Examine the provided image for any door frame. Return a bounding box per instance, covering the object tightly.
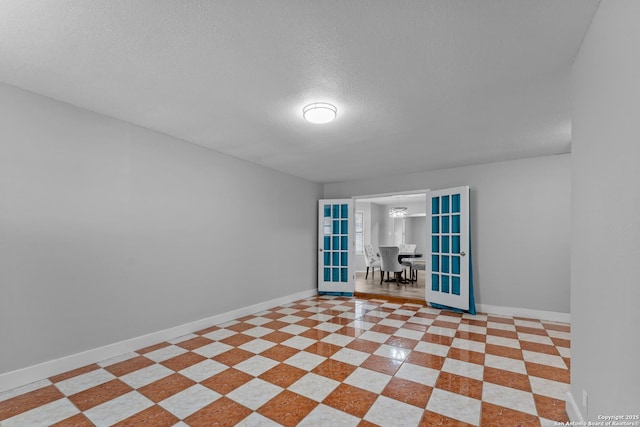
[351,189,430,295]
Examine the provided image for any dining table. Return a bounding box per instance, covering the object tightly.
[398,252,423,264]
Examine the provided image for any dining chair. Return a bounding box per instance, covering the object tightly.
[408,258,426,284]
[364,244,381,280]
[398,243,417,254]
[379,246,406,286]
[399,243,417,281]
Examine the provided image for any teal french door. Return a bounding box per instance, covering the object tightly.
[426,186,470,310]
[318,199,355,295]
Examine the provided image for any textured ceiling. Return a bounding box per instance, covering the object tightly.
[0,0,600,183]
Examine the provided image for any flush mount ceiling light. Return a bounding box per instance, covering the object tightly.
[303,102,337,124]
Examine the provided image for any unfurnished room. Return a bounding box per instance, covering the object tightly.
[0,1,638,426]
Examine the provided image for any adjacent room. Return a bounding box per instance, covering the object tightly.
[1,1,638,425]
[353,193,427,300]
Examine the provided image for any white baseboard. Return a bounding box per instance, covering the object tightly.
[566,391,584,422]
[0,291,570,394]
[477,303,570,323]
[0,288,317,394]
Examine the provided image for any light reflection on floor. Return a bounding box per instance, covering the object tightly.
[355,271,426,301]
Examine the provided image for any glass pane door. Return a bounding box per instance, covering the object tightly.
[318,199,354,295]
[426,187,469,310]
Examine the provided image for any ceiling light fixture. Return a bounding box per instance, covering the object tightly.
[389,196,408,218]
[303,102,337,124]
[389,207,408,218]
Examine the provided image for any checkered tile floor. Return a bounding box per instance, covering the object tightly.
[0,295,571,426]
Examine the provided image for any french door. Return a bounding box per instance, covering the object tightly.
[318,199,355,295]
[426,186,470,310]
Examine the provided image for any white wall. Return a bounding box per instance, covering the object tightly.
[370,204,384,248]
[0,83,323,376]
[368,203,384,271]
[355,201,388,272]
[405,217,427,256]
[380,217,399,246]
[375,200,426,248]
[325,154,571,313]
[570,0,640,419]
[354,201,371,271]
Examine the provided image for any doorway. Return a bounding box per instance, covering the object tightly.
[353,191,428,301]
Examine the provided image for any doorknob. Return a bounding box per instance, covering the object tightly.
[319,248,323,252]
[460,251,466,257]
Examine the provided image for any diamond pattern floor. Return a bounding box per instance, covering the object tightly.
[0,295,571,426]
